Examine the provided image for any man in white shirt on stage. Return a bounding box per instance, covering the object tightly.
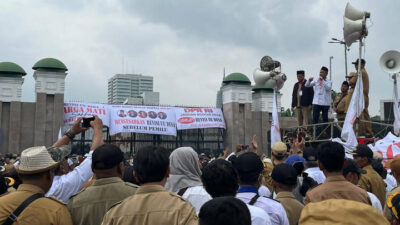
[46,115,104,203]
[305,66,332,124]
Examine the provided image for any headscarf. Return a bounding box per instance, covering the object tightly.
[165,147,203,193]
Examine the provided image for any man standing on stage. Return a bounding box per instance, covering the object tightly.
[291,70,314,127]
[305,67,332,124]
[345,59,373,137]
[333,81,349,121]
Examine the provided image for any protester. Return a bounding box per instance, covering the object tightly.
[101,145,198,225]
[0,146,73,224]
[299,199,389,225]
[374,152,397,193]
[46,116,104,203]
[333,81,349,121]
[387,192,400,225]
[305,66,332,124]
[234,152,289,225]
[345,58,373,137]
[342,159,382,213]
[302,147,325,184]
[291,70,314,127]
[271,164,304,225]
[165,146,211,214]
[352,144,386,207]
[67,144,138,225]
[201,159,272,225]
[199,196,251,225]
[262,157,274,192]
[384,157,400,221]
[271,142,288,166]
[305,142,371,204]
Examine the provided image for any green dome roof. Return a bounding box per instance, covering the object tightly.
[32,58,68,72]
[0,62,27,76]
[223,73,251,84]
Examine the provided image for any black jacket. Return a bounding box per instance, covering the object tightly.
[291,80,314,107]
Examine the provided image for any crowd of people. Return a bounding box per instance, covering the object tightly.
[0,115,400,225]
[291,58,373,137]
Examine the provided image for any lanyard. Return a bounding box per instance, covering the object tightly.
[237,186,259,194]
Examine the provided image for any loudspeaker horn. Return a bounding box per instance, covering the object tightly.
[343,17,364,38]
[380,50,400,74]
[344,3,370,21]
[253,68,273,87]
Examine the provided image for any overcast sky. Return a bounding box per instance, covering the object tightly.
[1,0,399,116]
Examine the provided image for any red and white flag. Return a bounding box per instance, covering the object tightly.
[333,71,364,152]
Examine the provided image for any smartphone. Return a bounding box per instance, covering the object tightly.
[82,117,95,128]
[242,145,248,150]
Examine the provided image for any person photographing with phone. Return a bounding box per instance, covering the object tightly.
[46,115,104,202]
[305,67,332,124]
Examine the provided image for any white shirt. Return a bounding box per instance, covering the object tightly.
[182,186,212,215]
[247,204,272,225]
[385,174,397,193]
[258,185,272,198]
[46,151,94,203]
[368,192,383,213]
[305,78,332,106]
[304,167,326,184]
[236,192,289,225]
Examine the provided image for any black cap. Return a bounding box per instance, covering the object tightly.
[297,70,305,75]
[343,159,366,175]
[271,163,297,186]
[351,145,373,159]
[321,66,328,72]
[303,147,318,162]
[352,58,366,65]
[92,144,124,170]
[233,152,263,175]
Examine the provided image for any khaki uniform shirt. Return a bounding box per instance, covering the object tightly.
[67,177,138,225]
[305,175,371,205]
[0,184,73,225]
[333,92,348,120]
[275,191,304,225]
[384,186,400,222]
[101,185,197,225]
[358,165,386,207]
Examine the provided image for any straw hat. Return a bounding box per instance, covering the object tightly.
[16,146,58,174]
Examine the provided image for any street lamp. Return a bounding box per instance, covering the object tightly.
[328,38,349,78]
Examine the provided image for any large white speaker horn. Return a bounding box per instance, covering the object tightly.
[380,50,400,74]
[253,68,273,87]
[343,17,364,38]
[344,3,370,20]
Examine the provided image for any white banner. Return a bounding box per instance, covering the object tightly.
[175,107,226,130]
[63,102,110,127]
[109,105,177,136]
[271,89,281,147]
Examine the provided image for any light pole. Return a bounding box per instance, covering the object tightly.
[329,56,333,80]
[328,38,349,78]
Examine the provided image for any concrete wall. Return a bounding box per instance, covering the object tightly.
[0,93,63,153]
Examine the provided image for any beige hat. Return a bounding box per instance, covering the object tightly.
[16,146,58,175]
[272,142,287,156]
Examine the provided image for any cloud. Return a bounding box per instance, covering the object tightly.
[0,0,398,117]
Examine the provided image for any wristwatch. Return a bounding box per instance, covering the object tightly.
[64,129,76,140]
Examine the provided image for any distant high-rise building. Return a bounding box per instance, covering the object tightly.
[108,74,153,104]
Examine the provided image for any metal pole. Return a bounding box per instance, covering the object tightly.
[329,56,333,80]
[344,44,348,77]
